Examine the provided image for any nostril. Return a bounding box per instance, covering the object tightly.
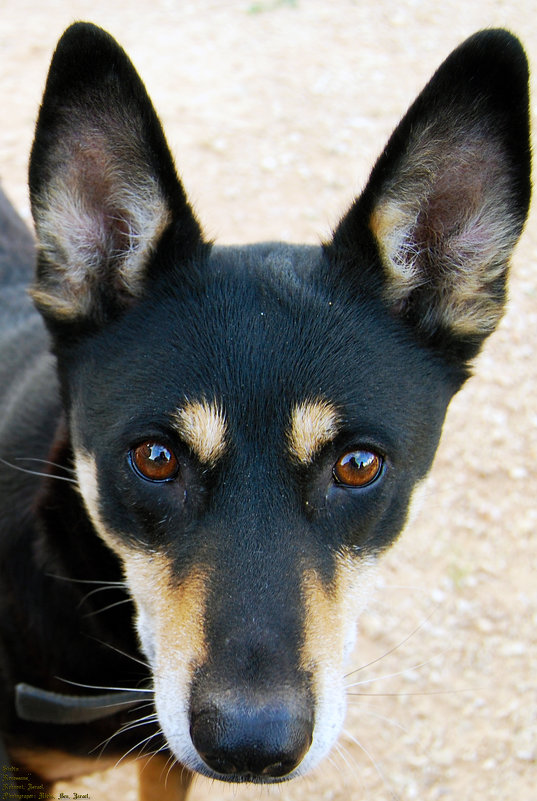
[199,755,238,776]
[260,759,299,778]
[190,702,312,780]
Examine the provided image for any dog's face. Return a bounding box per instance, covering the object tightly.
[29,24,530,782]
[67,243,455,777]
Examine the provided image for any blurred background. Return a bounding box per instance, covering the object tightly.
[1,2,535,799]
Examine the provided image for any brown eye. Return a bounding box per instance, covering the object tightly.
[131,442,179,482]
[333,449,383,488]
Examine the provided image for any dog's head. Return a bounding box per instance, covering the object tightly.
[29,24,530,782]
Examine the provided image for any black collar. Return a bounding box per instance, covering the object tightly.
[15,682,149,724]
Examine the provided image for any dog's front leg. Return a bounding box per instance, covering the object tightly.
[137,756,194,801]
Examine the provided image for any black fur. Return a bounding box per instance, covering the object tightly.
[0,22,531,792]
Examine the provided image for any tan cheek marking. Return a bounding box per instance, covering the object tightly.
[300,569,342,677]
[74,449,98,512]
[403,476,429,531]
[74,449,125,554]
[74,449,208,675]
[288,400,340,464]
[122,551,208,686]
[172,399,227,466]
[300,552,377,677]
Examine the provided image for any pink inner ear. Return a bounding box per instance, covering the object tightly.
[52,121,169,285]
[68,138,132,263]
[32,118,171,320]
[414,171,483,269]
[370,124,520,337]
[408,135,515,280]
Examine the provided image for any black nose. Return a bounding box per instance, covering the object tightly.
[190,699,313,779]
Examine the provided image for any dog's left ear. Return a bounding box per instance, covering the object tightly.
[328,29,531,361]
[29,22,205,328]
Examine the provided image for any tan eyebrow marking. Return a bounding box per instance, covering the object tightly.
[288,399,340,464]
[172,399,228,466]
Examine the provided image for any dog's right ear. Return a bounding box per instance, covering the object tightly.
[29,22,205,328]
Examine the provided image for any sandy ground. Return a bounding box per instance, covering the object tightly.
[1,1,536,800]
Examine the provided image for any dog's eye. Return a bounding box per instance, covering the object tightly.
[130,442,179,482]
[333,449,383,488]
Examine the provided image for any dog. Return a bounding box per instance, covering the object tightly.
[0,22,530,800]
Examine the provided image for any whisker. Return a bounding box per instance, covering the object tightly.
[14,457,76,474]
[77,584,129,608]
[347,686,476,698]
[0,456,76,483]
[57,677,153,694]
[325,751,339,772]
[87,636,150,670]
[119,713,158,734]
[346,649,450,690]
[164,754,178,789]
[115,729,163,768]
[345,606,439,680]
[93,711,158,755]
[46,574,126,587]
[334,741,357,777]
[83,597,133,617]
[334,740,372,793]
[127,701,157,715]
[173,758,200,794]
[80,584,128,598]
[343,729,398,801]
[95,712,159,753]
[137,746,171,781]
[346,704,409,733]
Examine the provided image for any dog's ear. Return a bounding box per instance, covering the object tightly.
[29,22,204,327]
[328,29,531,362]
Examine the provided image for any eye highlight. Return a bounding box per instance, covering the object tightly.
[333,449,383,488]
[130,442,179,483]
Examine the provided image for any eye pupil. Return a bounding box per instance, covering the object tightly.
[333,449,382,488]
[131,442,179,482]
